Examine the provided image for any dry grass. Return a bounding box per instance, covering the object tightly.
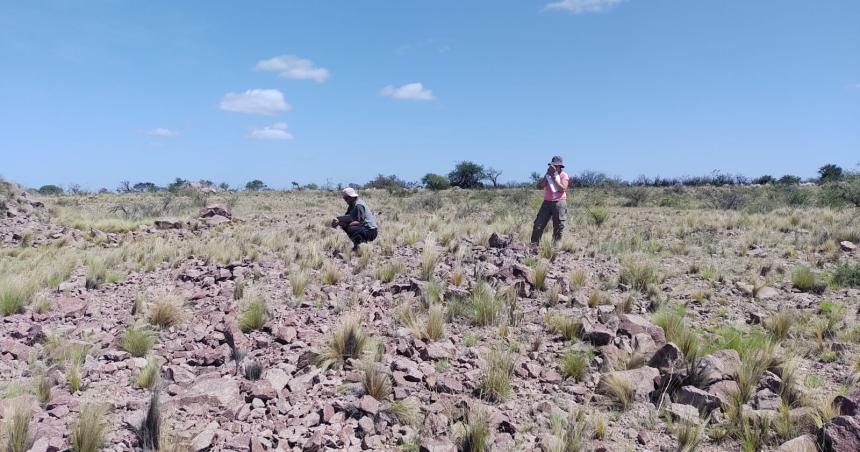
[136,357,161,389]
[137,391,160,451]
[470,282,504,327]
[288,271,309,297]
[560,350,591,382]
[458,411,491,452]
[419,246,440,281]
[425,304,445,341]
[386,397,421,426]
[534,261,548,291]
[362,362,391,400]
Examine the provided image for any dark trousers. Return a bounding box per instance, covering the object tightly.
[342,224,378,248]
[530,200,566,244]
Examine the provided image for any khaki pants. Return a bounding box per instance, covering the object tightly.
[530,200,566,244]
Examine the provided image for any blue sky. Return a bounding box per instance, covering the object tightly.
[1,0,858,190]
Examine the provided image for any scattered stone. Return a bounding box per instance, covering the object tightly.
[667,402,700,423]
[617,315,666,344]
[776,434,817,452]
[648,343,683,371]
[191,421,219,451]
[676,386,721,415]
[819,415,860,452]
[599,367,659,401]
[841,241,857,252]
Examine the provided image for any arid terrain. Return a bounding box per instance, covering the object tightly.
[1,178,859,452]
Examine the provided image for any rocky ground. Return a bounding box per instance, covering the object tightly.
[1,185,859,451]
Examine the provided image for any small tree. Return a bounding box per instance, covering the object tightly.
[776,175,801,185]
[133,182,159,193]
[485,167,503,188]
[752,175,775,185]
[67,184,85,195]
[218,182,230,191]
[364,174,407,191]
[117,180,132,193]
[167,177,188,192]
[822,172,860,207]
[291,181,300,190]
[422,173,450,191]
[37,185,64,195]
[448,161,486,189]
[818,164,844,184]
[245,180,267,192]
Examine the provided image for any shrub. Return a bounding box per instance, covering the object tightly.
[448,161,486,189]
[422,173,449,191]
[238,295,268,333]
[121,326,155,357]
[70,404,107,452]
[478,349,514,402]
[317,317,368,369]
[833,264,860,287]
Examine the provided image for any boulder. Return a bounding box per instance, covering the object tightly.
[512,263,536,286]
[708,380,740,408]
[776,434,817,452]
[199,204,232,219]
[488,233,511,249]
[753,388,781,411]
[203,215,231,227]
[834,388,860,416]
[617,315,666,344]
[647,343,683,371]
[699,349,741,383]
[819,415,860,452]
[667,402,700,423]
[599,366,659,401]
[581,321,615,346]
[420,438,457,452]
[185,377,241,408]
[154,218,184,230]
[841,241,857,252]
[676,385,722,415]
[265,368,290,392]
[191,421,219,451]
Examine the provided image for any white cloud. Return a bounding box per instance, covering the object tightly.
[380,82,435,101]
[545,0,623,13]
[254,55,330,83]
[219,89,290,115]
[145,128,178,137]
[249,122,293,140]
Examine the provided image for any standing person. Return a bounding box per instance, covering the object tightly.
[530,155,569,245]
[331,187,378,251]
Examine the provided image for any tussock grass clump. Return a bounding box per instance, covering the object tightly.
[470,282,504,327]
[137,391,160,451]
[569,269,587,290]
[288,271,309,297]
[675,420,704,452]
[136,357,161,389]
[34,375,52,407]
[70,403,107,452]
[764,311,794,342]
[587,207,609,227]
[2,405,33,452]
[560,350,591,382]
[792,266,824,293]
[534,261,548,291]
[243,361,263,380]
[419,247,440,281]
[598,373,634,410]
[148,298,183,328]
[478,349,515,403]
[322,262,341,285]
[546,314,583,341]
[587,290,609,308]
[591,414,606,440]
[375,262,403,283]
[238,294,268,333]
[425,304,445,341]
[121,326,155,357]
[458,411,491,452]
[362,362,391,400]
[619,258,658,292]
[387,397,421,426]
[317,316,368,369]
[0,278,36,316]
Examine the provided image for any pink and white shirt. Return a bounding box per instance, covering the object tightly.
[544,171,569,202]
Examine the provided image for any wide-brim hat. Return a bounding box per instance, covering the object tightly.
[342,187,359,198]
[548,155,565,168]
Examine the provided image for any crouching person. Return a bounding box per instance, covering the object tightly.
[331,187,378,251]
